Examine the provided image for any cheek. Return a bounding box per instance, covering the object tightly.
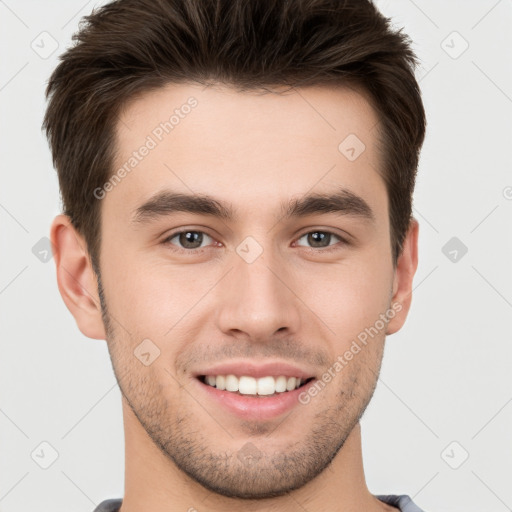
[102,255,217,337]
[101,227,393,339]
[300,257,393,336]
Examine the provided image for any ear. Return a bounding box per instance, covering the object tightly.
[50,215,107,340]
[386,218,419,335]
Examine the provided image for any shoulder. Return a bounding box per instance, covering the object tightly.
[92,499,123,512]
[376,494,428,512]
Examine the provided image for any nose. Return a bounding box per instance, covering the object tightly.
[215,244,302,343]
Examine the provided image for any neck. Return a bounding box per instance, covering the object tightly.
[119,398,389,512]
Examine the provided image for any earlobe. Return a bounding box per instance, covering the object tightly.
[386,218,419,335]
[50,214,107,340]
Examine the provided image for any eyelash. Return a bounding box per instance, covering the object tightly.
[161,229,349,254]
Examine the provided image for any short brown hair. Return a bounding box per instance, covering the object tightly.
[43,0,426,272]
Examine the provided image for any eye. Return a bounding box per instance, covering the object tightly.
[163,230,216,251]
[162,228,348,254]
[294,230,347,250]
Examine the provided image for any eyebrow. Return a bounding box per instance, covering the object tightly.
[131,188,375,225]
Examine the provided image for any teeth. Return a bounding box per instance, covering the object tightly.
[239,376,257,395]
[203,374,308,395]
[275,375,287,392]
[216,375,226,390]
[225,374,239,392]
[286,377,297,391]
[256,376,275,395]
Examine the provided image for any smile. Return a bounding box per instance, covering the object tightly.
[199,374,315,396]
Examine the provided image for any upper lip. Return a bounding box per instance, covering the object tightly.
[193,360,317,380]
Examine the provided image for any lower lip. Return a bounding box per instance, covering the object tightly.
[194,377,316,421]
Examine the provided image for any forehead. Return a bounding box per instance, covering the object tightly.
[116,81,380,152]
[108,81,386,224]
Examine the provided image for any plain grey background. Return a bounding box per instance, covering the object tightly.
[1,1,511,511]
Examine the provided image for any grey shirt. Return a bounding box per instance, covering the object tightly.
[93,494,426,511]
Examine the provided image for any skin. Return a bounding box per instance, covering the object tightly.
[51,82,418,512]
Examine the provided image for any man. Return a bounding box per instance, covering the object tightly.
[44,0,426,510]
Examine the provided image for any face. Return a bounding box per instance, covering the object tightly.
[74,83,414,498]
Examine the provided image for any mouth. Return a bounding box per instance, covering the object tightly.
[197,374,316,397]
[193,369,318,421]
[191,360,319,420]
